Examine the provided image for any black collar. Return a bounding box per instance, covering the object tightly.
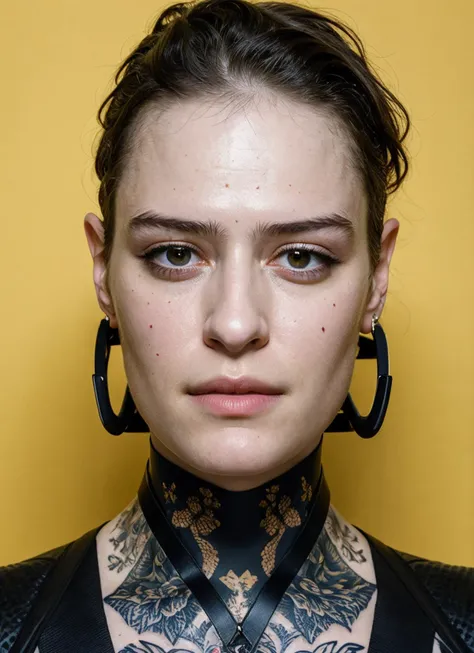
[139,440,330,651]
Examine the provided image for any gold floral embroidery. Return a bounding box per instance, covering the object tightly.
[301,476,313,503]
[171,487,221,578]
[219,569,258,621]
[162,482,177,504]
[260,485,301,576]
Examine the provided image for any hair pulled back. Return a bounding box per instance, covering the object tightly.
[95,0,410,270]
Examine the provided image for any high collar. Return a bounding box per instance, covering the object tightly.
[148,439,323,620]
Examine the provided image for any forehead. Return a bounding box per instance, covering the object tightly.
[116,95,367,234]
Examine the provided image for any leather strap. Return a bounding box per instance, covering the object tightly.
[38,526,114,653]
[10,526,102,653]
[365,532,471,653]
[138,462,330,651]
[366,532,433,653]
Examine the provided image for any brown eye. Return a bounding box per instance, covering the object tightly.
[270,244,339,283]
[286,249,312,269]
[166,246,192,266]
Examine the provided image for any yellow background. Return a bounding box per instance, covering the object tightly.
[1,0,473,566]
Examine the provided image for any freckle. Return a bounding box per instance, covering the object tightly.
[168,300,171,304]
[256,186,260,190]
[322,327,326,333]
[173,187,176,191]
[289,184,292,187]
[149,324,153,328]
[225,183,230,188]
[235,219,239,223]
[147,302,150,305]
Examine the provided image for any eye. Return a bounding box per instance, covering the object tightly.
[147,244,201,267]
[141,243,205,279]
[278,247,323,270]
[272,244,338,281]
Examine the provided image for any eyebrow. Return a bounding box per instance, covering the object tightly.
[127,210,355,242]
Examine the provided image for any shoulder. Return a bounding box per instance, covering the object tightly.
[397,549,474,650]
[0,543,66,651]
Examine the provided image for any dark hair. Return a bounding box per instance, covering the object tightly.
[95,0,410,275]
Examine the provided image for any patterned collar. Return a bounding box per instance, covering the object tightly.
[148,440,323,621]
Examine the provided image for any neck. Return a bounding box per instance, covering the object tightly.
[148,439,324,618]
[149,436,323,491]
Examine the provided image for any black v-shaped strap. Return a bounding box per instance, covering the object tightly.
[10,525,114,653]
[365,532,471,653]
[138,462,330,652]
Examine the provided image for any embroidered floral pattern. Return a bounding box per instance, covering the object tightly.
[219,569,258,621]
[301,476,313,503]
[260,485,302,575]
[171,487,221,577]
[162,482,177,504]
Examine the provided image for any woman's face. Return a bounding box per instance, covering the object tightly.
[85,95,398,489]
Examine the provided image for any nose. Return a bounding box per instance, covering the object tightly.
[202,258,270,355]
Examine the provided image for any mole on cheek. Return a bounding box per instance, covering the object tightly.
[225,183,230,188]
[149,324,153,328]
[333,303,336,307]
[156,353,160,356]
[256,186,260,190]
[321,327,326,333]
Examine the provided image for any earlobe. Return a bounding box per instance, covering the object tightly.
[361,218,399,334]
[83,212,118,328]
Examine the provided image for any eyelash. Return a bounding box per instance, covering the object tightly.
[141,242,340,282]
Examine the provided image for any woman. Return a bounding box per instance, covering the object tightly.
[1,0,472,651]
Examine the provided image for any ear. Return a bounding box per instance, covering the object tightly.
[84,212,118,329]
[361,218,399,334]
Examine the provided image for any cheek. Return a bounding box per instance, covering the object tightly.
[280,283,366,374]
[114,280,199,376]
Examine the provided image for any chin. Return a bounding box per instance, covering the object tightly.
[174,426,303,484]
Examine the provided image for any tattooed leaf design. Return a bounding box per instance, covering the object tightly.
[119,643,165,653]
[326,510,366,565]
[313,643,364,653]
[108,500,150,572]
[105,540,200,643]
[119,644,223,653]
[269,623,299,650]
[279,535,375,644]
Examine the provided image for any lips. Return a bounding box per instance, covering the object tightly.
[188,376,283,395]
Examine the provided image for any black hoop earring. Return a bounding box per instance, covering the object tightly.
[92,317,149,435]
[92,315,391,438]
[325,316,392,438]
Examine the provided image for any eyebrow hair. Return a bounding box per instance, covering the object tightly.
[127,210,355,241]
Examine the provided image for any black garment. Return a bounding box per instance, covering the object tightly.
[148,439,323,616]
[1,444,473,652]
[2,530,473,653]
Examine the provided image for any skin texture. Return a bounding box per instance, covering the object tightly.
[97,500,378,652]
[84,93,398,490]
